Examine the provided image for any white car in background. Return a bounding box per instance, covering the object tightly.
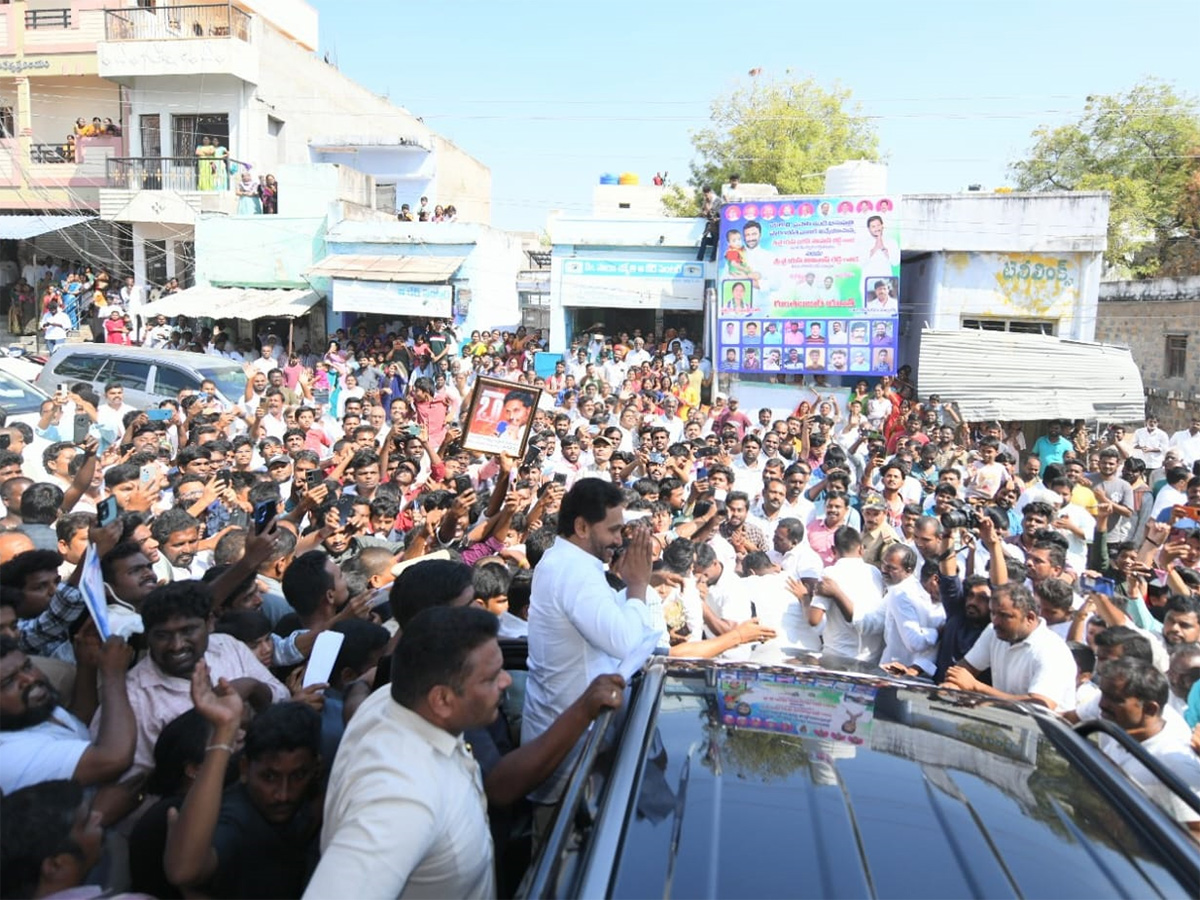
[0,347,45,383]
[0,366,51,431]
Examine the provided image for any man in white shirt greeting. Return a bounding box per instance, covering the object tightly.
[522,479,661,807]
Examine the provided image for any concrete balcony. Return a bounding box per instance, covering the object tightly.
[0,135,120,211]
[97,4,259,84]
[98,158,243,223]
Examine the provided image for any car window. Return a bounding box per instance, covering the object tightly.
[153,364,199,397]
[52,353,108,383]
[198,365,247,403]
[105,359,152,392]
[0,369,50,416]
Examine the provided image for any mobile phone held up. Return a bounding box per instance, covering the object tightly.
[96,495,119,528]
[1080,573,1116,597]
[73,414,92,444]
[252,499,277,535]
[335,496,357,529]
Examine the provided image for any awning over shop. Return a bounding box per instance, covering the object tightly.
[142,286,322,320]
[307,254,465,283]
[0,214,95,240]
[917,328,1145,422]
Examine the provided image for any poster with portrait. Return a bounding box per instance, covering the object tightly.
[460,376,543,457]
[716,196,901,376]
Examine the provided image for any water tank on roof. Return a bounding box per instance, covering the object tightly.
[599,173,619,185]
[618,172,639,185]
[824,161,888,196]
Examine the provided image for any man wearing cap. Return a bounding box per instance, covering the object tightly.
[266,454,293,491]
[860,493,901,568]
[713,396,752,441]
[580,431,614,482]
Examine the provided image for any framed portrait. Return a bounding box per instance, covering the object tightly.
[460,376,543,458]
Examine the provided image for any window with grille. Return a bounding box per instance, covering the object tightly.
[961,317,1057,335]
[1166,334,1188,378]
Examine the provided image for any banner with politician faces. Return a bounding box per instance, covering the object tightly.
[717,196,901,377]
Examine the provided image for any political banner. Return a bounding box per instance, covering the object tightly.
[716,196,900,377]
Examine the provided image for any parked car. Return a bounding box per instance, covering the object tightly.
[523,658,1200,899]
[0,346,45,383]
[0,366,52,431]
[35,345,247,410]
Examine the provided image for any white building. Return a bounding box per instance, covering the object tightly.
[91,0,488,288]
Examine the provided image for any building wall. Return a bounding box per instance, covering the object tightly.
[431,135,491,225]
[132,220,191,284]
[0,1,118,211]
[309,145,435,215]
[548,217,712,353]
[238,0,319,50]
[124,74,246,157]
[894,191,1109,383]
[899,192,1110,255]
[0,0,110,58]
[591,184,668,218]
[194,213,326,288]
[322,220,524,336]
[1095,277,1200,432]
[0,75,119,147]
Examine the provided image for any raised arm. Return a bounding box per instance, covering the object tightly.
[163,662,243,889]
[70,634,137,786]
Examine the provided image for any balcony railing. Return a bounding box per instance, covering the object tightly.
[25,8,72,29]
[32,143,73,164]
[104,4,251,43]
[106,156,247,192]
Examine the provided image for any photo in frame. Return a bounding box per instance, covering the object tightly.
[460,376,543,458]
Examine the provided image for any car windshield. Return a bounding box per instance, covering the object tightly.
[198,365,247,402]
[0,368,49,416]
[607,664,1187,899]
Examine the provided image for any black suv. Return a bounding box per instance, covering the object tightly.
[523,658,1200,898]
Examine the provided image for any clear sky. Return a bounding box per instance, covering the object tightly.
[310,0,1199,232]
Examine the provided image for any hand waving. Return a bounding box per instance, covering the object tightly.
[190,659,244,730]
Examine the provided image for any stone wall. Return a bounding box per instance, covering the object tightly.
[1095,278,1200,432]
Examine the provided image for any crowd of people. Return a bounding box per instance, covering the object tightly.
[2,257,184,346]
[0,314,1199,898]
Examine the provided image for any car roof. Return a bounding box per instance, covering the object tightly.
[576,660,1198,899]
[46,344,244,371]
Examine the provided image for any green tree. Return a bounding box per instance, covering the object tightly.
[664,75,881,216]
[1009,79,1200,276]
